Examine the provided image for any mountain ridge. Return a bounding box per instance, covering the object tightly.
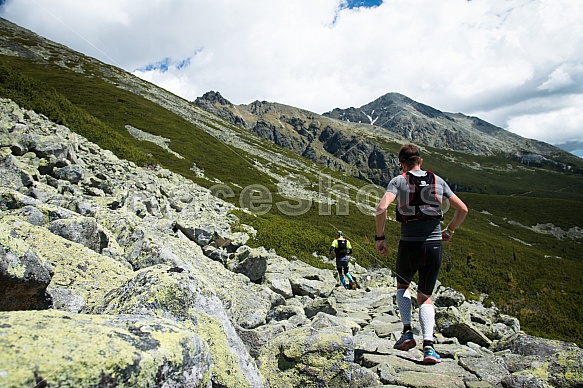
[195,90,583,191]
[198,90,579,171]
[322,91,566,158]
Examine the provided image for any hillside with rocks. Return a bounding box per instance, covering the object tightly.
[195,91,406,186]
[2,99,582,387]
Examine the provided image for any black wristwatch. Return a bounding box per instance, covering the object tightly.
[375,235,386,241]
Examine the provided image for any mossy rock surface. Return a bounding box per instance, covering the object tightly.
[0,309,211,388]
[0,215,132,311]
[257,326,354,387]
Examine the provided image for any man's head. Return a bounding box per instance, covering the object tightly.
[398,144,422,171]
[337,231,343,237]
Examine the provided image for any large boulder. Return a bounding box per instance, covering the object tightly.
[257,326,378,387]
[47,216,109,254]
[0,238,53,310]
[0,216,132,312]
[435,306,493,348]
[226,245,268,282]
[287,259,337,298]
[0,310,212,388]
[93,264,266,388]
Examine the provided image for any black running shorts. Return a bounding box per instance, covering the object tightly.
[395,240,442,295]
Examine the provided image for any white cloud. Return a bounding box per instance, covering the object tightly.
[506,95,583,145]
[538,63,583,92]
[1,0,583,152]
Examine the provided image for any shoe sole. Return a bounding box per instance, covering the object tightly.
[423,356,440,365]
[393,339,416,351]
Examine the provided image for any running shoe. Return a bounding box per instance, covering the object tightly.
[393,330,416,351]
[423,346,441,364]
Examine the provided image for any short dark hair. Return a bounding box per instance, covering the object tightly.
[398,144,421,169]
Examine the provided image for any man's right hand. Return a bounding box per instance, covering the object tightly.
[376,240,388,256]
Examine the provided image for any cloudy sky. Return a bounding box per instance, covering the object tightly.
[1,0,582,156]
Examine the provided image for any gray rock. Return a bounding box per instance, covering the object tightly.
[0,242,53,310]
[435,306,492,347]
[304,296,338,318]
[267,304,305,322]
[458,351,511,385]
[202,244,229,265]
[0,310,212,388]
[48,217,109,253]
[0,154,34,189]
[434,286,466,307]
[264,271,293,299]
[94,264,266,388]
[17,205,46,226]
[52,164,82,183]
[257,326,357,387]
[227,245,268,282]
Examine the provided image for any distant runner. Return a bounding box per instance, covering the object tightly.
[330,231,355,289]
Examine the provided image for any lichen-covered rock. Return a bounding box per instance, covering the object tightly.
[257,326,361,387]
[435,306,492,347]
[434,286,466,307]
[0,310,212,388]
[0,153,34,189]
[311,312,361,336]
[304,296,338,319]
[457,350,511,385]
[0,215,132,312]
[93,264,266,388]
[264,271,294,299]
[287,259,337,298]
[47,216,109,253]
[0,235,53,310]
[494,333,583,388]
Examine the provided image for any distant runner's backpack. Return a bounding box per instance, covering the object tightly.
[335,238,348,256]
[396,171,443,223]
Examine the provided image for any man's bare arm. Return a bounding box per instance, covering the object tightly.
[375,192,396,255]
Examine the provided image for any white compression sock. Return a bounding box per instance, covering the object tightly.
[419,303,435,342]
[396,288,412,325]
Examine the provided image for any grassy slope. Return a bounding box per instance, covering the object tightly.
[1,56,581,346]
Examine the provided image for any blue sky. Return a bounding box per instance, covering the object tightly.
[1,0,582,157]
[345,0,383,9]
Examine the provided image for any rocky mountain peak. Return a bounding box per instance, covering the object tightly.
[322,92,571,159]
[195,90,233,107]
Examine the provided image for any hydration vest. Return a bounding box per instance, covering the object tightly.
[335,238,348,256]
[396,171,443,223]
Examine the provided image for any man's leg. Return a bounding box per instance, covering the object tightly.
[396,284,412,331]
[394,241,417,351]
[417,241,442,364]
[394,283,416,350]
[337,266,347,288]
[345,265,353,282]
[419,296,440,364]
[395,241,415,332]
[417,294,435,347]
